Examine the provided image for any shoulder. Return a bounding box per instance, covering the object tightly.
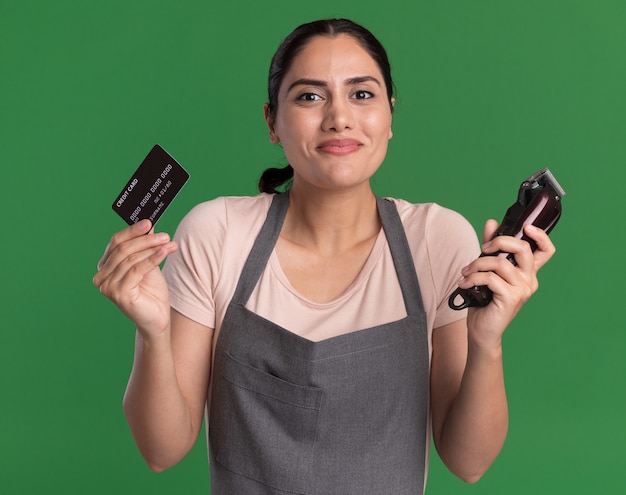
[176,194,273,240]
[169,193,275,271]
[385,197,480,273]
[385,197,476,241]
[163,194,275,323]
[176,194,274,235]
[384,198,480,328]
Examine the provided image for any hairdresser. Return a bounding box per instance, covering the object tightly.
[94,18,555,494]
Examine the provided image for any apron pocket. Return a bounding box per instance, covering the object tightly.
[211,352,322,493]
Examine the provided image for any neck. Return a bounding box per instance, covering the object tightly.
[282,182,381,254]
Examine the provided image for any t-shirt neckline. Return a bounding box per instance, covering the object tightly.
[268,228,386,309]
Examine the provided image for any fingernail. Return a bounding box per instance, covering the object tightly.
[156,233,170,242]
[159,241,176,251]
[137,219,150,230]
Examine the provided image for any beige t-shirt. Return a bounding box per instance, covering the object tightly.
[162,194,480,358]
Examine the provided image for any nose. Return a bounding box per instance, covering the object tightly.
[321,98,354,132]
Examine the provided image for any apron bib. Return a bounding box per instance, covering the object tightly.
[209,193,430,494]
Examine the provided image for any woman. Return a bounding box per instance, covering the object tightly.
[94,19,555,494]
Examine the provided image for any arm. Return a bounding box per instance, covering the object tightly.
[430,318,507,483]
[94,220,213,472]
[123,310,213,472]
[430,220,555,482]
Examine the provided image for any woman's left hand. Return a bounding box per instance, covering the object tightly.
[458,219,556,347]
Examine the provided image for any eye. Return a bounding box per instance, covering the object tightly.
[296,92,323,102]
[353,90,374,100]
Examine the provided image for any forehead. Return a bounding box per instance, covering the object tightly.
[284,34,383,84]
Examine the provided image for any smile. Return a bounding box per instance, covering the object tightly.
[316,139,363,155]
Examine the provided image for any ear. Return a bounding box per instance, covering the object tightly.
[388,97,395,140]
[264,103,280,144]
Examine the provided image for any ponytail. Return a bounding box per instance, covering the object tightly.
[258,165,293,194]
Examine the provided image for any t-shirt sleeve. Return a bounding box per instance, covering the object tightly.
[426,205,481,328]
[161,197,228,329]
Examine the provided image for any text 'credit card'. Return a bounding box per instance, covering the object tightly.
[112,144,190,226]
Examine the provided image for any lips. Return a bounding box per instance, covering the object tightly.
[316,139,363,155]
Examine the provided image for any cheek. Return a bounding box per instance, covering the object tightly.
[276,113,318,147]
[364,113,393,143]
[276,115,309,141]
[274,121,307,163]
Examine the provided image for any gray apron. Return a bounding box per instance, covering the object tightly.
[209,193,430,494]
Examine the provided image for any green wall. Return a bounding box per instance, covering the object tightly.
[2,0,624,493]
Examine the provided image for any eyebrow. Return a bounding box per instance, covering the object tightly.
[286,76,382,93]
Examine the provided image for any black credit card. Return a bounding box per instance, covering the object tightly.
[112,144,190,226]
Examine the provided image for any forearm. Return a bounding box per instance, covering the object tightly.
[436,341,508,483]
[123,328,198,472]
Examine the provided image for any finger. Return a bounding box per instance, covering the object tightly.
[100,241,170,288]
[482,234,535,271]
[482,226,554,273]
[462,254,521,288]
[458,268,510,295]
[523,224,556,269]
[482,219,499,246]
[98,241,177,297]
[459,260,534,305]
[97,220,153,271]
[94,230,171,287]
[116,242,177,291]
[463,236,539,299]
[104,231,170,274]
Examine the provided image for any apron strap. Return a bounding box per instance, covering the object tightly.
[230,192,290,305]
[376,196,426,317]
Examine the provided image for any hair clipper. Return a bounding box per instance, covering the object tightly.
[448,168,566,310]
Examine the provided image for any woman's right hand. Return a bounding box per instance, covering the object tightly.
[93,219,179,337]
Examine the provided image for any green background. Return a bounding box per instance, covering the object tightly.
[2,0,624,493]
